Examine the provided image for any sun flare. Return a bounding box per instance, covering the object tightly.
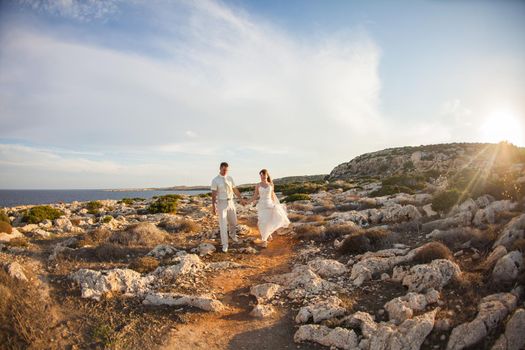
[480,110,524,146]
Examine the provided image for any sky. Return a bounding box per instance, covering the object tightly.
[0,0,524,189]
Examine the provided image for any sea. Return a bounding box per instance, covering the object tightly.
[0,189,210,207]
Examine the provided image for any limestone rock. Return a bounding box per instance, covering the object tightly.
[295,296,346,324]
[294,324,359,350]
[447,293,518,350]
[492,251,523,284]
[384,289,440,324]
[307,258,348,278]
[250,283,281,303]
[154,253,205,279]
[143,292,224,312]
[198,242,216,256]
[493,214,525,249]
[491,308,525,350]
[402,259,461,292]
[147,244,178,259]
[71,268,155,300]
[269,265,336,294]
[0,228,24,242]
[250,304,275,318]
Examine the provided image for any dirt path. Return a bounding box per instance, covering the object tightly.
[161,234,321,350]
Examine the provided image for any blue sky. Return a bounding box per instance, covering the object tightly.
[0,0,524,189]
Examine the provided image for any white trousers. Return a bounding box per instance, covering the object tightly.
[217,199,237,248]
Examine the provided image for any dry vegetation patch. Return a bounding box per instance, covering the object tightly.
[338,227,393,255]
[412,241,453,264]
[0,269,54,349]
[129,256,160,273]
[158,217,201,233]
[110,223,168,246]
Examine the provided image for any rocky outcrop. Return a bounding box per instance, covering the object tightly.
[350,248,414,286]
[153,253,205,279]
[294,324,359,350]
[493,214,525,249]
[295,296,346,324]
[71,268,155,300]
[307,258,348,278]
[402,259,461,292]
[147,244,178,259]
[143,292,224,312]
[268,265,336,294]
[250,283,281,303]
[250,304,275,318]
[491,308,525,350]
[492,251,523,284]
[384,289,440,324]
[447,293,518,350]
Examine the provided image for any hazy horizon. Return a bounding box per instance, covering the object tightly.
[1,0,524,189]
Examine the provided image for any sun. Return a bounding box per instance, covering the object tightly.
[480,109,524,146]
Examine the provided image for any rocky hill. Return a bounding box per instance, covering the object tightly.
[329,142,525,180]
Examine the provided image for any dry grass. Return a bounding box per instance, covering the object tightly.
[109,223,168,246]
[288,213,306,222]
[412,241,453,265]
[94,243,137,261]
[303,214,325,223]
[0,221,12,234]
[77,227,112,246]
[324,223,362,239]
[70,218,82,226]
[294,224,325,241]
[129,256,159,273]
[435,227,497,251]
[286,202,314,212]
[338,227,393,255]
[0,269,54,348]
[4,237,29,247]
[158,217,201,233]
[511,238,525,253]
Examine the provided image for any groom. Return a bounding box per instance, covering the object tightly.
[211,162,246,252]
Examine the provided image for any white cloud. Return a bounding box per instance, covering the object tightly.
[0,0,386,187]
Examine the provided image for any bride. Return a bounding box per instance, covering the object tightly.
[250,169,290,247]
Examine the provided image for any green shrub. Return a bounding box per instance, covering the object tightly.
[198,192,212,198]
[0,210,9,223]
[85,201,103,215]
[101,215,113,223]
[283,193,311,203]
[117,197,145,205]
[0,221,12,234]
[431,189,460,213]
[147,194,181,214]
[275,182,325,196]
[22,206,63,224]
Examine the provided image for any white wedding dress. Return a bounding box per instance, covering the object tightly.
[256,183,290,241]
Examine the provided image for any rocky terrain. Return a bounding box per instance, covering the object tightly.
[1,141,524,350]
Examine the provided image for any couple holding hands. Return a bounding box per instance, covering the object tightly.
[211,162,290,252]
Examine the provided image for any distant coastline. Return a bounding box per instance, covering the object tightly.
[104,186,209,192]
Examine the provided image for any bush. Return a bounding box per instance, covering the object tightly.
[0,221,12,234]
[338,228,392,255]
[288,213,306,222]
[78,228,112,247]
[324,223,362,239]
[0,269,54,348]
[129,256,159,273]
[85,201,104,215]
[158,217,201,233]
[101,215,113,223]
[118,197,145,205]
[431,189,460,213]
[283,193,311,203]
[0,209,9,223]
[5,237,29,247]
[275,182,325,196]
[94,243,135,261]
[148,195,181,214]
[294,224,325,241]
[412,242,453,264]
[109,223,167,246]
[22,206,63,224]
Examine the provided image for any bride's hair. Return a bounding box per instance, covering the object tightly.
[259,169,272,184]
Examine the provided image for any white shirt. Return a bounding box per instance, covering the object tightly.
[211,175,236,200]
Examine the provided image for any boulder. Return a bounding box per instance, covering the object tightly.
[154,253,205,279]
[350,248,414,286]
[198,242,216,256]
[473,200,517,226]
[493,214,525,249]
[402,259,461,292]
[71,268,155,300]
[295,296,346,324]
[307,258,348,278]
[54,217,74,232]
[485,245,508,268]
[422,211,472,232]
[250,283,281,303]
[447,293,518,350]
[492,251,523,284]
[147,244,178,259]
[491,308,525,350]
[250,304,275,318]
[269,265,336,294]
[143,292,224,312]
[294,324,359,350]
[384,289,440,324]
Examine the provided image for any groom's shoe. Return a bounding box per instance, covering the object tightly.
[230,234,239,243]
[222,246,228,253]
